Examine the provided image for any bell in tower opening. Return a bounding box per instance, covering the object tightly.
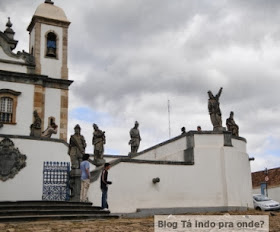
[46,32,57,57]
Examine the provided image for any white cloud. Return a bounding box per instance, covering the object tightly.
[2,0,280,171]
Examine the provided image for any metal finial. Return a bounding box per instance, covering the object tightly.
[6,17,12,28]
[4,17,15,40]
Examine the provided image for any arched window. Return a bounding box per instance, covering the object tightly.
[0,97,13,123]
[0,89,21,124]
[46,32,57,58]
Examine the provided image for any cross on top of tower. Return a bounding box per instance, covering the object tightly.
[44,0,54,5]
[6,17,13,28]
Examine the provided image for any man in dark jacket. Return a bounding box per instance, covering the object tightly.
[100,163,112,210]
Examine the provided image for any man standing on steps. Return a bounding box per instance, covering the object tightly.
[100,163,112,210]
[80,154,91,202]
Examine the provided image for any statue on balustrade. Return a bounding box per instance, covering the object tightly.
[92,123,106,166]
[68,124,87,169]
[129,121,141,154]
[208,87,224,131]
[30,110,42,137]
[226,111,239,136]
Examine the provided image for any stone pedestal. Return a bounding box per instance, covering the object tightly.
[30,128,41,137]
[93,158,105,167]
[128,152,136,158]
[70,169,81,202]
[213,126,226,132]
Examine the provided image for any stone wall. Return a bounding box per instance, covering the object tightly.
[88,132,253,213]
[0,136,69,201]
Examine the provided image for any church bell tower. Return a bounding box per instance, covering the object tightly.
[27,0,70,79]
[27,0,71,141]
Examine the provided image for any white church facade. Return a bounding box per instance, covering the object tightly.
[0,0,254,214]
[0,0,72,200]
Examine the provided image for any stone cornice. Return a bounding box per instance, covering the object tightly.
[0,32,35,66]
[0,89,21,96]
[0,70,73,90]
[130,130,246,159]
[0,31,18,50]
[0,58,35,67]
[0,134,68,147]
[27,16,71,32]
[103,154,128,158]
[119,158,193,165]
[187,130,247,142]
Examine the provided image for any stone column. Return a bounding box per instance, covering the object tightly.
[60,89,68,141]
[33,85,45,129]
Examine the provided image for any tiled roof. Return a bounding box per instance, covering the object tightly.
[252,167,280,188]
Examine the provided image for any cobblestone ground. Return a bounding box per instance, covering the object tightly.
[0,218,153,232]
[0,210,279,232]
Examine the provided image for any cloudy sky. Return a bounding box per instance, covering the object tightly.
[1,0,280,172]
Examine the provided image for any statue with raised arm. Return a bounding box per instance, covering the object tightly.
[226,111,239,136]
[129,121,141,154]
[208,87,223,131]
[68,124,87,169]
[92,124,106,166]
[30,110,42,137]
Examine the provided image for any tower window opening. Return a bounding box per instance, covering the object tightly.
[46,32,57,57]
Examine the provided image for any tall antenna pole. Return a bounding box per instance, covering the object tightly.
[168,99,171,138]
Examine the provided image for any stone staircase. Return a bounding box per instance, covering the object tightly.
[0,201,118,222]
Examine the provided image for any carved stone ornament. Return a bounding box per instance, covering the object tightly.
[0,137,27,181]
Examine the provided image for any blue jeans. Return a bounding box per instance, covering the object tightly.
[101,188,108,209]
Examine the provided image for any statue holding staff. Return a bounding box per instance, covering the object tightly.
[129,121,141,154]
[92,124,106,166]
[68,124,87,169]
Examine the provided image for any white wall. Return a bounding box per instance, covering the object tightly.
[135,136,186,161]
[1,82,64,137]
[0,81,34,136]
[40,24,63,79]
[89,162,223,213]
[88,134,253,213]
[44,88,61,138]
[0,137,69,201]
[103,156,126,163]
[194,135,253,208]
[223,146,253,207]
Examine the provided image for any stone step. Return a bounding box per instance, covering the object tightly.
[0,209,110,216]
[0,201,117,222]
[0,214,118,223]
[0,205,101,210]
[0,201,101,211]
[0,201,92,207]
